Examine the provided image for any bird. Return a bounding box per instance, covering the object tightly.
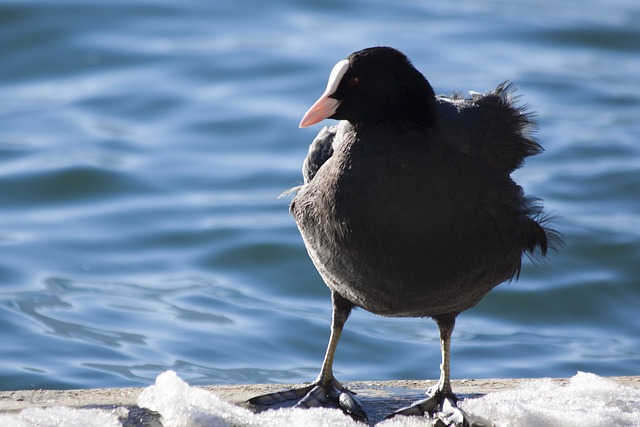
[248,46,561,425]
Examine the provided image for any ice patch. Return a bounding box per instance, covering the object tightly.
[460,371,640,427]
[1,371,639,426]
[137,370,363,427]
[138,371,640,427]
[0,406,124,427]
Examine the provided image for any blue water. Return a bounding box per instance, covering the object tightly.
[1,0,639,391]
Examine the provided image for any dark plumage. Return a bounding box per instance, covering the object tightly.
[249,46,561,425]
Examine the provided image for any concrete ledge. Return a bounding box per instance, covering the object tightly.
[1,377,639,426]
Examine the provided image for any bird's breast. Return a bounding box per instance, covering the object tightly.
[291,132,519,316]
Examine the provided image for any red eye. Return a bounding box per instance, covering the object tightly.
[348,76,360,87]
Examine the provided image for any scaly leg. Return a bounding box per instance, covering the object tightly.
[387,314,474,426]
[248,292,368,423]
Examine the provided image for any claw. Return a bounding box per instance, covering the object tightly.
[437,397,466,426]
[293,385,337,409]
[247,384,315,406]
[390,393,440,417]
[338,389,368,422]
[387,391,491,427]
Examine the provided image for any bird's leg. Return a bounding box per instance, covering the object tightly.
[248,292,368,423]
[434,313,455,397]
[387,313,477,426]
[386,314,491,426]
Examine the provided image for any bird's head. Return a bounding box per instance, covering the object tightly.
[300,47,437,128]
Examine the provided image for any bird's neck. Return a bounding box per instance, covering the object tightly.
[355,73,438,130]
[400,74,438,128]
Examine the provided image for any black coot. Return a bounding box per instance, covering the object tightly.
[249,47,561,425]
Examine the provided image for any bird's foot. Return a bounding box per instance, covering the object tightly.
[387,389,489,427]
[247,379,368,423]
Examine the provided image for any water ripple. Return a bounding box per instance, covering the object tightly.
[0,0,639,390]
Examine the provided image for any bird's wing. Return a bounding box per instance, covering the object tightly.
[302,125,337,184]
[280,125,337,199]
[436,82,543,174]
[436,84,563,262]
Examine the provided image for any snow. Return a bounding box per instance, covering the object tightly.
[138,371,640,427]
[136,370,363,427]
[460,372,640,427]
[0,406,125,427]
[1,371,639,426]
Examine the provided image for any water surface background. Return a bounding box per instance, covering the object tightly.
[1,0,639,391]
